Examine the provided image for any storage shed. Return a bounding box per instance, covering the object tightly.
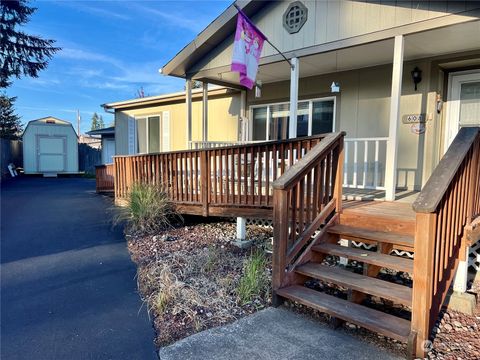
[22,117,79,175]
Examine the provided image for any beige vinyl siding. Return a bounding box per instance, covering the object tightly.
[190,0,476,74]
[247,59,437,190]
[114,94,241,154]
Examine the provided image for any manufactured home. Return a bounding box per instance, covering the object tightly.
[22,117,79,175]
[102,86,242,154]
[102,1,480,358]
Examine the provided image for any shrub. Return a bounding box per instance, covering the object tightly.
[115,182,179,234]
[237,249,269,305]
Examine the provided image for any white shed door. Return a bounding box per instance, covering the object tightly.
[37,136,66,172]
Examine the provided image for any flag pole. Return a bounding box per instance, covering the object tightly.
[233,4,294,69]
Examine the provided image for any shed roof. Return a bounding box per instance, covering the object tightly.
[27,116,72,126]
[23,116,77,137]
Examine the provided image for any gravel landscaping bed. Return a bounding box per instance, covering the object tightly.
[126,218,272,347]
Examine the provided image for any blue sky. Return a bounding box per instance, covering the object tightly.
[7,0,231,134]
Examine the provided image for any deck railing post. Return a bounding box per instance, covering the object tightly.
[333,137,345,213]
[411,212,437,358]
[272,188,289,305]
[200,150,209,216]
[466,135,479,224]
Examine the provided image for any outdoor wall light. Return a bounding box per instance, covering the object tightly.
[331,81,340,93]
[255,80,262,98]
[411,67,422,91]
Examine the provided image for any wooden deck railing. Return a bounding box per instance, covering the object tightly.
[188,140,261,149]
[95,164,115,193]
[411,126,480,357]
[113,135,326,217]
[271,132,345,295]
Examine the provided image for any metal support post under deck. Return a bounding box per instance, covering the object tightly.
[289,57,299,139]
[385,35,404,201]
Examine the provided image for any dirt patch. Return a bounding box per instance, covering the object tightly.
[127,218,272,347]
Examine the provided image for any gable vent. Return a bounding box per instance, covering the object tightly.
[283,1,308,34]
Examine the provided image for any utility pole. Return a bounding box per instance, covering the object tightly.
[77,110,81,136]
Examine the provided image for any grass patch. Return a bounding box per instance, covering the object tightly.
[237,249,270,305]
[114,182,179,234]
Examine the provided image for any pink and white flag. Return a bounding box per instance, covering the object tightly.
[231,11,266,89]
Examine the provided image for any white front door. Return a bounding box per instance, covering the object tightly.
[445,70,480,150]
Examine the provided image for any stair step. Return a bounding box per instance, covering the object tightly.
[296,263,412,306]
[328,224,414,248]
[277,285,411,342]
[313,243,413,273]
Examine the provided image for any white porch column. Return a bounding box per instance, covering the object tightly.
[186,79,193,148]
[240,90,247,141]
[385,35,404,201]
[289,57,299,139]
[202,82,208,142]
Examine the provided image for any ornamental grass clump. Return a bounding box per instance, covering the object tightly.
[237,249,270,305]
[116,182,178,234]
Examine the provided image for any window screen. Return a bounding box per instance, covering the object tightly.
[148,116,160,153]
[312,100,334,135]
[137,117,147,153]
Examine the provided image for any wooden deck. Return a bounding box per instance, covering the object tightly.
[98,127,480,359]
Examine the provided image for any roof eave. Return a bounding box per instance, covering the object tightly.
[162,0,265,78]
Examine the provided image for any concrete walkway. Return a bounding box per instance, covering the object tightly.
[160,307,402,360]
[1,177,156,360]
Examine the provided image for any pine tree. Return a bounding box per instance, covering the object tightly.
[0,93,22,138]
[90,112,100,131]
[98,115,105,129]
[0,0,60,88]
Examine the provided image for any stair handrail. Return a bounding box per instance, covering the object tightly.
[271,132,345,301]
[411,126,480,358]
[413,127,480,215]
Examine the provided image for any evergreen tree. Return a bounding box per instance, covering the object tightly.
[0,0,60,88]
[90,112,100,131]
[0,93,22,138]
[98,115,105,129]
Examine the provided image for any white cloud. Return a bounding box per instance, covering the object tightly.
[59,48,122,68]
[54,1,132,21]
[126,3,208,33]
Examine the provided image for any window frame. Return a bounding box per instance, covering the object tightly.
[134,114,162,154]
[248,96,336,141]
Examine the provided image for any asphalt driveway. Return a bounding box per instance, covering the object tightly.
[1,177,156,359]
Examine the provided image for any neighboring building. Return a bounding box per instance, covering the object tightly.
[160,0,480,200]
[78,134,101,149]
[102,86,242,155]
[22,117,79,175]
[86,126,115,164]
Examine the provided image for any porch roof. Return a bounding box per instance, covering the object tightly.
[161,1,480,88]
[210,20,480,86]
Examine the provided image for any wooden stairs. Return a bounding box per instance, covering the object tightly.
[276,209,416,345]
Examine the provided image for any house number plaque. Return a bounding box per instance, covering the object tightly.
[402,114,426,124]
